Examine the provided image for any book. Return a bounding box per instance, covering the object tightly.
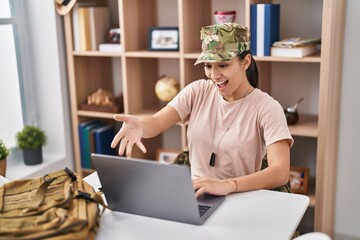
[273,38,321,48]
[89,123,109,158]
[93,124,116,156]
[78,120,105,169]
[78,7,92,51]
[78,119,99,168]
[99,43,123,52]
[271,44,317,58]
[72,3,80,51]
[250,4,280,56]
[88,7,110,51]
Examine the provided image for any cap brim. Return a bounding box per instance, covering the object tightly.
[55,0,77,16]
[194,51,238,65]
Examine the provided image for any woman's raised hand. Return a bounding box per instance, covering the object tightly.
[111,114,147,157]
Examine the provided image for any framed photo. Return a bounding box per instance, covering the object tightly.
[156,148,180,164]
[148,27,179,51]
[289,166,309,194]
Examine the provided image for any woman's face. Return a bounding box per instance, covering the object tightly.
[204,55,251,102]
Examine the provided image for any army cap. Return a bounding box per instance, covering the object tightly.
[194,22,250,65]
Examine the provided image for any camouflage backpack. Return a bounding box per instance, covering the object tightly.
[0,167,107,240]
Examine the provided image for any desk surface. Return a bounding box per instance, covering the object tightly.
[85,172,309,240]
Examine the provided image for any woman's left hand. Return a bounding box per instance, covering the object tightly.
[192,176,236,198]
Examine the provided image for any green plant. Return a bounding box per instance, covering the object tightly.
[16,125,47,150]
[0,139,10,159]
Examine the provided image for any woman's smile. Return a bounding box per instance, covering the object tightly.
[214,79,229,89]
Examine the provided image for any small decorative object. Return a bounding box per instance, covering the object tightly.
[214,11,236,24]
[284,97,304,125]
[155,75,180,103]
[81,88,122,113]
[108,27,121,44]
[0,139,10,176]
[156,148,180,164]
[16,125,47,165]
[289,166,309,194]
[148,27,179,51]
[87,88,114,106]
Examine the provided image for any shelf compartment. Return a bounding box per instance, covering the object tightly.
[74,57,115,107]
[289,114,318,138]
[122,0,179,52]
[124,57,180,114]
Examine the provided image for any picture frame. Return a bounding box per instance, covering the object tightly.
[148,27,179,51]
[289,166,309,194]
[156,148,180,164]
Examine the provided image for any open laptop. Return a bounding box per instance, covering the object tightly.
[91,153,225,225]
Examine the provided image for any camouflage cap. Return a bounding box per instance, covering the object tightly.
[194,22,250,65]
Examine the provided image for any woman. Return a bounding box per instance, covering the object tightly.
[111,23,293,198]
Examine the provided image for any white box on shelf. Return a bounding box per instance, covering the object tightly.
[99,43,123,52]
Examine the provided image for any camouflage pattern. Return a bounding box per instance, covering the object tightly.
[194,22,250,65]
[173,147,190,167]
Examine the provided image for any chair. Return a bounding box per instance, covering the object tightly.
[294,232,331,240]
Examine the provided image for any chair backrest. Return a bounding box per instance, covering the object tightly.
[294,232,331,240]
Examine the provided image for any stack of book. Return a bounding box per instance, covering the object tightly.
[270,38,321,58]
[72,4,110,51]
[78,120,117,169]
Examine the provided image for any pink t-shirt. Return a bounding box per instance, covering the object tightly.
[168,79,293,179]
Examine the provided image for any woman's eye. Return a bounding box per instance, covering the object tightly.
[204,65,211,69]
[219,64,227,68]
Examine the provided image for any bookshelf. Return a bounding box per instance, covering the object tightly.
[62,0,344,236]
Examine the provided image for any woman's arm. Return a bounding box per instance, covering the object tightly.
[142,105,182,138]
[193,139,290,197]
[234,139,290,191]
[111,105,181,157]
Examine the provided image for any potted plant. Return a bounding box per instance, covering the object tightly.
[0,139,10,176]
[16,125,47,165]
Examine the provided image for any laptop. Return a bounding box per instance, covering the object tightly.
[91,153,225,225]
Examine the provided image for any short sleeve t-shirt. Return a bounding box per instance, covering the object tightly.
[168,79,293,179]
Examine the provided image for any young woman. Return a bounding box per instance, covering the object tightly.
[111,23,293,197]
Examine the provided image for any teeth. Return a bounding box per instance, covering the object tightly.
[216,80,227,85]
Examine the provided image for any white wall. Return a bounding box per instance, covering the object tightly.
[6,0,74,179]
[335,0,360,239]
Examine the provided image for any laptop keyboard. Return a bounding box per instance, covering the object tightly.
[198,204,211,217]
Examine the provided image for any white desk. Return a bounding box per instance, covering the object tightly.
[85,172,309,240]
[0,175,9,185]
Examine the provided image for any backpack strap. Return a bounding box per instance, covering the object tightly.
[76,190,110,214]
[26,169,71,212]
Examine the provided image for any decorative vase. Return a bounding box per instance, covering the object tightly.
[0,158,6,177]
[214,11,237,24]
[23,148,43,165]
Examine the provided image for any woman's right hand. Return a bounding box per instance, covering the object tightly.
[111,114,147,157]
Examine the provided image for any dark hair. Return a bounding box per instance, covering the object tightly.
[238,50,258,88]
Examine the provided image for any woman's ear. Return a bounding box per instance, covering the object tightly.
[242,54,252,70]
